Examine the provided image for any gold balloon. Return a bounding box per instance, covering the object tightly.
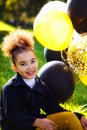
[67,33,87,75]
[33,1,73,51]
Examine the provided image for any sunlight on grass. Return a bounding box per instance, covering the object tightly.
[0,21,15,31]
[60,103,87,117]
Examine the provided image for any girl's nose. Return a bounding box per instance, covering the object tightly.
[27,64,33,69]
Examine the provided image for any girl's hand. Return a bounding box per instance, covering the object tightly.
[81,116,87,130]
[33,118,57,130]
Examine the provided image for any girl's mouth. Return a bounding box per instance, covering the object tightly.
[26,70,35,77]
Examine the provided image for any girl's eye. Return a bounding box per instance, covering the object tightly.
[31,60,36,63]
[20,63,26,66]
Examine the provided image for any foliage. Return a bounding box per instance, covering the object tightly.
[0,0,67,27]
[0,0,49,27]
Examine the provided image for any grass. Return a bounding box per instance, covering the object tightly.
[0,21,87,128]
[34,39,46,69]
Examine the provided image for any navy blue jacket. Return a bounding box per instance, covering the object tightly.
[1,73,82,130]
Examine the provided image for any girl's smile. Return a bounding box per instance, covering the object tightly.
[14,50,38,79]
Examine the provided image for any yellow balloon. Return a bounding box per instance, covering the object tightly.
[79,75,87,86]
[33,1,73,51]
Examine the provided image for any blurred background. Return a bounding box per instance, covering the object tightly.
[0,0,67,28]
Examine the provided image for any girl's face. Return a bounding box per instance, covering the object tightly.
[14,51,38,79]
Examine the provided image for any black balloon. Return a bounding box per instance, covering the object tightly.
[67,0,87,33]
[38,61,75,103]
[44,48,67,62]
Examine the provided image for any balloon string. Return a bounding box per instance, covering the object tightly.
[61,50,68,64]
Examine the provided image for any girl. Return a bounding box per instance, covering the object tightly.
[1,30,87,130]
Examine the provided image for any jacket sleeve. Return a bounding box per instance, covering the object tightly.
[2,85,36,129]
[40,83,66,114]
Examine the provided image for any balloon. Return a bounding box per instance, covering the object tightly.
[44,47,67,62]
[79,75,87,86]
[67,0,87,33]
[67,33,87,76]
[33,1,73,51]
[40,1,67,14]
[38,61,75,103]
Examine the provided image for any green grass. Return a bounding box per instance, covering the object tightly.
[34,38,46,69]
[0,49,14,87]
[0,21,87,120]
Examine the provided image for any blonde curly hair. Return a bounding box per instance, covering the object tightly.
[1,29,35,65]
[1,29,34,57]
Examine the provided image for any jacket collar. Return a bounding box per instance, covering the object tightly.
[14,73,28,87]
[14,73,45,94]
[32,76,46,94]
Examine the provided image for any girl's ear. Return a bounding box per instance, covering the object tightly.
[11,64,17,72]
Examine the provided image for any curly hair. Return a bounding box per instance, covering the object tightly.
[1,29,34,57]
[1,29,35,65]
